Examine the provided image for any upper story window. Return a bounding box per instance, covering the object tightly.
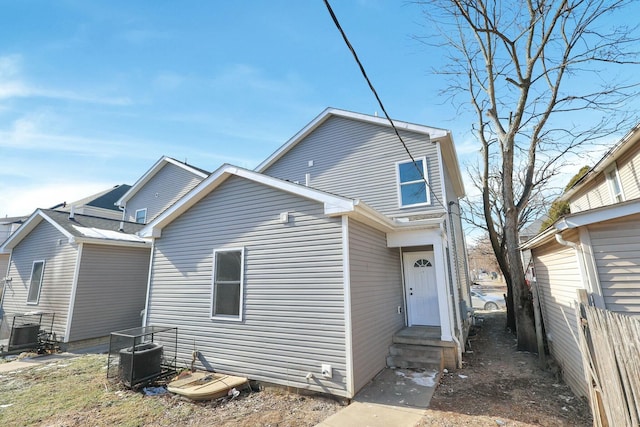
[211,248,244,321]
[396,157,430,207]
[135,208,147,224]
[27,260,45,304]
[605,164,624,203]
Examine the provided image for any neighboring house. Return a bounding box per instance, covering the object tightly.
[116,156,209,224]
[0,209,150,347]
[0,216,27,300]
[520,123,640,398]
[52,184,132,220]
[0,157,210,349]
[140,108,471,398]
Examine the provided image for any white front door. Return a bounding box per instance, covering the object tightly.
[404,251,440,326]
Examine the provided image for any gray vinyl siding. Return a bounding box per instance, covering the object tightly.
[68,244,151,341]
[147,176,349,396]
[0,253,8,279]
[531,231,588,397]
[125,163,204,223]
[348,219,403,393]
[75,206,122,220]
[587,214,640,315]
[262,116,444,217]
[1,220,77,341]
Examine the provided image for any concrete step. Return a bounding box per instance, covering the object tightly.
[388,343,442,360]
[386,343,443,370]
[386,355,442,370]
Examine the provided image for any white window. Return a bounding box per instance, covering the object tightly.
[27,260,45,304]
[135,208,147,224]
[211,248,244,320]
[396,157,430,207]
[605,165,624,203]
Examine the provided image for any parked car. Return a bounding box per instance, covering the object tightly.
[470,289,506,311]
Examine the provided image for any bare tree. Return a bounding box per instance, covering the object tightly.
[416,0,639,351]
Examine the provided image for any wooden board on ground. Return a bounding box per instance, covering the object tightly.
[167,371,248,401]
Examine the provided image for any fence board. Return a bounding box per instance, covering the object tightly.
[577,300,640,427]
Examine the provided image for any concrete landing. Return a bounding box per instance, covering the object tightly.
[316,367,439,427]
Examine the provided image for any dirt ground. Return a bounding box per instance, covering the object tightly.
[420,311,593,426]
[1,310,593,426]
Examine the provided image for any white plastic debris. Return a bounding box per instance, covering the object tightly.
[228,388,240,399]
[458,374,468,379]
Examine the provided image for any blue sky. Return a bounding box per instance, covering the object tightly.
[0,1,637,222]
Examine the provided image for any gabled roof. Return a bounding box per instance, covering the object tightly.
[53,184,131,212]
[1,209,149,251]
[116,156,209,207]
[255,107,465,198]
[140,164,397,238]
[561,122,640,202]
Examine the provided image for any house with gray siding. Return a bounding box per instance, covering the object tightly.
[521,122,640,398]
[140,108,471,398]
[116,156,209,224]
[0,209,150,347]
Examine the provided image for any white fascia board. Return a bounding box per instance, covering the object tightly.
[434,135,465,198]
[340,201,395,232]
[555,199,640,230]
[0,210,73,251]
[387,227,443,248]
[519,227,557,250]
[255,107,451,172]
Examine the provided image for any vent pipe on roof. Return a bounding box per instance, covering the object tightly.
[69,206,75,220]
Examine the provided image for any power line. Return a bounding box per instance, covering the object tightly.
[322,0,447,211]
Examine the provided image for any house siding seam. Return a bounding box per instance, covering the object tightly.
[125,162,204,223]
[261,115,444,217]
[146,176,349,396]
[348,218,403,393]
[532,232,588,397]
[587,214,640,315]
[1,220,77,340]
[68,244,150,341]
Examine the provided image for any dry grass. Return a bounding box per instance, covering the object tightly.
[0,354,342,426]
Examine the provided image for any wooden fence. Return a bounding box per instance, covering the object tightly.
[577,290,640,426]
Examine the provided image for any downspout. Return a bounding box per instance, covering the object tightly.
[447,202,464,367]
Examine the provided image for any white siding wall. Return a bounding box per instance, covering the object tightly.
[348,219,403,392]
[569,174,610,213]
[1,220,77,340]
[263,116,444,217]
[68,244,151,341]
[587,214,640,315]
[147,176,349,396]
[125,163,204,223]
[532,232,588,397]
[615,144,640,201]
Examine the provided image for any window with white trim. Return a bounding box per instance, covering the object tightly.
[211,248,244,320]
[135,208,147,224]
[605,165,624,203]
[396,157,430,207]
[27,260,45,304]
